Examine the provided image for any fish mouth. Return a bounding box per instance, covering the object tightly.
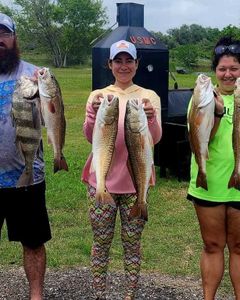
[38,68,46,76]
[38,67,49,77]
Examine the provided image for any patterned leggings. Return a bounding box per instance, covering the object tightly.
[87,185,146,299]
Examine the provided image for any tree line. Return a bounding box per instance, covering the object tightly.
[1,0,239,68]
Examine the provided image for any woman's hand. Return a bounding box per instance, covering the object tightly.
[92,93,103,112]
[142,98,155,119]
[213,88,224,116]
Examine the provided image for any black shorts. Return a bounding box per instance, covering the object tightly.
[187,194,240,210]
[0,181,52,248]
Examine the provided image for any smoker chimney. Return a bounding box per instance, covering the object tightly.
[116,2,144,27]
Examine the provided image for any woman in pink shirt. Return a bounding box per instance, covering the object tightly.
[82,40,162,300]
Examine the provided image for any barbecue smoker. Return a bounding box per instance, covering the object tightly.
[92,2,192,180]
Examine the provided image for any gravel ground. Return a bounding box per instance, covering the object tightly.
[0,267,234,299]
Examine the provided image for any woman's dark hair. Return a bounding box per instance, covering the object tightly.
[211,36,240,71]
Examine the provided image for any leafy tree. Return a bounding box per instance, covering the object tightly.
[151,31,177,49]
[220,25,240,40]
[5,0,107,67]
[0,4,13,16]
[175,44,199,69]
[55,0,107,65]
[166,24,221,47]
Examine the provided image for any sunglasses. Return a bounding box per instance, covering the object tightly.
[214,44,240,55]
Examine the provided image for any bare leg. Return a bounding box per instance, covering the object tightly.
[227,206,240,300]
[194,204,226,300]
[22,244,46,300]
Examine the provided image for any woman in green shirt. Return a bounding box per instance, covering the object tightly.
[187,36,240,299]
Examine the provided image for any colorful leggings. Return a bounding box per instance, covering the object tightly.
[87,185,146,299]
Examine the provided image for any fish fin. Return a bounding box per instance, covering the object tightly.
[95,190,116,207]
[129,201,148,221]
[17,169,34,187]
[89,157,95,173]
[47,101,56,113]
[195,110,205,126]
[196,171,208,190]
[228,172,240,190]
[54,156,69,173]
[188,131,194,153]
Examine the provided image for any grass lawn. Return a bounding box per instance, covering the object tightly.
[0,67,233,296]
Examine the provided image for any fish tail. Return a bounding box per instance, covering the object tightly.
[95,191,116,207]
[54,156,69,173]
[17,169,34,187]
[196,171,208,190]
[228,172,240,190]
[129,202,148,221]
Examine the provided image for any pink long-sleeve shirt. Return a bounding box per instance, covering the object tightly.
[81,84,162,194]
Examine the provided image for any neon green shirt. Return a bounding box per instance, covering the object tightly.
[188,93,240,201]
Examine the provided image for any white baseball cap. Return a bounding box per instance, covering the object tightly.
[0,12,15,32]
[109,40,137,60]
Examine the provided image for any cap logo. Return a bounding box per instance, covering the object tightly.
[116,42,129,49]
[109,39,137,60]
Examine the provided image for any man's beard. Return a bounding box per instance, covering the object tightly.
[0,41,20,75]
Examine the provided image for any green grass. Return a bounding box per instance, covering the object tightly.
[0,67,233,296]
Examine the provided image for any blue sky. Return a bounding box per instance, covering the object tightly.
[102,0,240,33]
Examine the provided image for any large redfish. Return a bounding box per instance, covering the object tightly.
[188,74,215,190]
[228,77,240,190]
[37,67,68,173]
[125,99,153,221]
[92,96,119,206]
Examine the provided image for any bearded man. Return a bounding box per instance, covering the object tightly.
[0,12,51,300]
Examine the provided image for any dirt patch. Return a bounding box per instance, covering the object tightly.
[0,267,233,299]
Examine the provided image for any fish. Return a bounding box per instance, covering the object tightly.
[188,74,215,190]
[37,67,68,173]
[228,77,240,190]
[125,99,153,221]
[12,76,41,187]
[92,95,119,206]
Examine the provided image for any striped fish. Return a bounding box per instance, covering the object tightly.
[12,76,42,187]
